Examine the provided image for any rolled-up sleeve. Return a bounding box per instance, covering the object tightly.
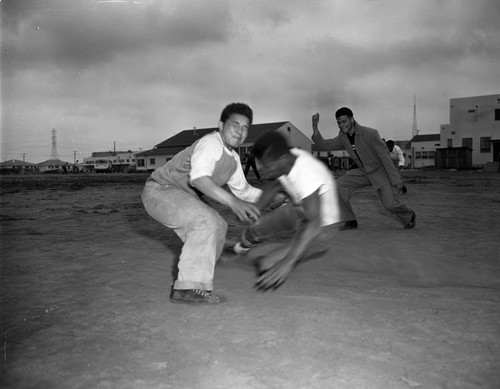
[312,132,344,151]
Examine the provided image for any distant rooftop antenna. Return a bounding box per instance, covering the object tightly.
[50,128,59,159]
[412,94,419,137]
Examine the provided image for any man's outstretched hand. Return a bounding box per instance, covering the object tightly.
[255,257,294,291]
[230,198,260,224]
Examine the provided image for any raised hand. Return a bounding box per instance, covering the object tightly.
[312,112,320,128]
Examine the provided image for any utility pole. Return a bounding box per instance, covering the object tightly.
[22,153,26,162]
[73,150,77,164]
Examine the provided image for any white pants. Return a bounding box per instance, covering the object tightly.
[141,180,227,291]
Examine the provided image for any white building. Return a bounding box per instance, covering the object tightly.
[409,134,441,168]
[440,94,500,167]
[83,150,138,172]
[36,158,72,173]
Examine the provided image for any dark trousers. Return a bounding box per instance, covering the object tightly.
[244,161,261,180]
[243,202,301,244]
[337,174,412,225]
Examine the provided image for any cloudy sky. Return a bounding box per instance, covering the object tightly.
[1,0,499,163]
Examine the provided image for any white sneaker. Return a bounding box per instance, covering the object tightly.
[233,242,250,254]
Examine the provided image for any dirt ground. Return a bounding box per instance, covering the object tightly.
[1,170,499,389]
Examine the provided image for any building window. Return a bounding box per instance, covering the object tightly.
[495,109,500,121]
[462,138,473,149]
[137,159,145,167]
[415,152,422,159]
[428,151,435,159]
[421,151,428,159]
[480,137,491,153]
[447,139,453,148]
[150,158,156,165]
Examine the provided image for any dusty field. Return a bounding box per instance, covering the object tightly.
[1,170,499,389]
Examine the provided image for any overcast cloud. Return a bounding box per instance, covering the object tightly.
[1,0,499,162]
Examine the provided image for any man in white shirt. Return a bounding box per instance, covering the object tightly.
[386,139,408,194]
[386,140,405,169]
[234,130,342,290]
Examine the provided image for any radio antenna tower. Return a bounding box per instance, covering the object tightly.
[412,94,419,137]
[50,128,59,159]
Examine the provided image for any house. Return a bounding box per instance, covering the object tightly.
[408,134,441,168]
[136,121,311,171]
[0,159,37,174]
[36,159,72,173]
[440,94,500,167]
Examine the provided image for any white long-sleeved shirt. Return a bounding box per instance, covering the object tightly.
[389,144,405,167]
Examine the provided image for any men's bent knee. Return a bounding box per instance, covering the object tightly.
[196,211,227,233]
[217,216,228,235]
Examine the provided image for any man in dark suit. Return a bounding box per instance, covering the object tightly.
[311,107,416,230]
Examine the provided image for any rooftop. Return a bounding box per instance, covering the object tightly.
[154,121,289,149]
[410,133,441,142]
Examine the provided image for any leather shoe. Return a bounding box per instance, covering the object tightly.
[339,220,358,231]
[404,210,416,229]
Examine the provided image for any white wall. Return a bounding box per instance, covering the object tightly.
[276,123,312,151]
[411,139,440,168]
[440,94,500,166]
[136,154,175,171]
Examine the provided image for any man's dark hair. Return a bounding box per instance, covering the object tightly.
[253,130,290,161]
[386,140,395,147]
[335,107,354,118]
[220,102,253,125]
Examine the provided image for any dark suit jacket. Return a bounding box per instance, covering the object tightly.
[312,122,402,188]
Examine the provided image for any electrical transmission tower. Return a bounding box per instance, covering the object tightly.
[50,128,59,159]
[412,94,419,137]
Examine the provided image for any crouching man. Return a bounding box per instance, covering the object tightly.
[234,130,342,290]
[142,103,261,304]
